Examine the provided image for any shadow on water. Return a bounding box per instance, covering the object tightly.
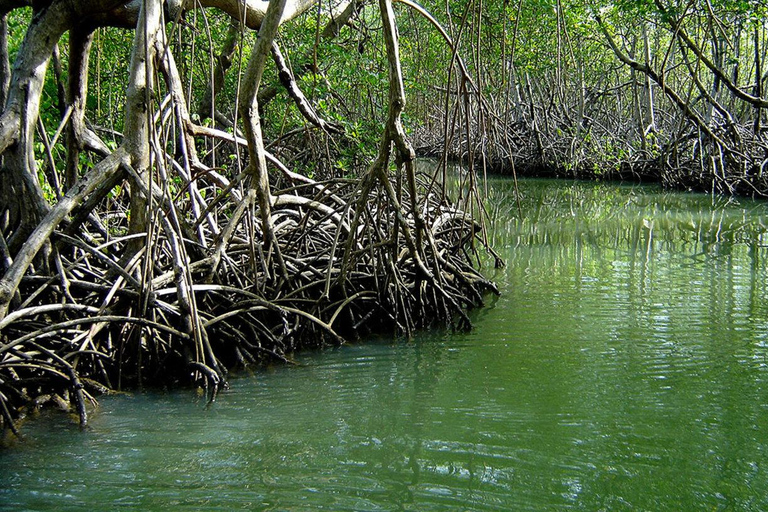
[3,174,768,511]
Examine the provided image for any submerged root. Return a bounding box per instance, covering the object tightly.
[0,169,497,433]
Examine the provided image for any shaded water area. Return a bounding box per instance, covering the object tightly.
[4,176,768,510]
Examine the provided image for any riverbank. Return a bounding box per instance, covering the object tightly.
[415,142,768,199]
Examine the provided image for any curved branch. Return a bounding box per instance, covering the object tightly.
[271,42,343,134]
[197,0,317,29]
[0,150,127,321]
[653,0,768,109]
[90,0,319,31]
[393,0,476,91]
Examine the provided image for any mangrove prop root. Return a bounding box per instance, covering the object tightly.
[0,0,497,438]
[0,168,497,434]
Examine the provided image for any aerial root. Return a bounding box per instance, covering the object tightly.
[0,169,496,434]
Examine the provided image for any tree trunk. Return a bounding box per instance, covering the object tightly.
[65,29,100,190]
[197,17,240,127]
[238,0,289,279]
[125,0,164,256]
[0,14,9,109]
[641,22,656,133]
[0,2,72,251]
[754,24,762,134]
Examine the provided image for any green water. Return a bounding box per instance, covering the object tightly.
[4,178,768,511]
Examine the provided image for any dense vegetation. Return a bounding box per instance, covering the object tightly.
[0,0,501,435]
[398,0,768,195]
[1,0,767,434]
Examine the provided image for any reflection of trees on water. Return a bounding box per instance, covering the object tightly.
[478,178,768,510]
[429,159,768,261]
[380,166,768,509]
[486,178,768,261]
[486,176,768,361]
[421,164,768,335]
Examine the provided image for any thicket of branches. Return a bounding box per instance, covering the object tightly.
[407,0,768,195]
[0,0,498,435]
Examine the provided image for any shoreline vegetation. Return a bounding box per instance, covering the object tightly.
[0,0,500,438]
[2,0,768,437]
[407,0,768,198]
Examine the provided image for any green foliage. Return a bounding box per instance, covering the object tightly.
[5,8,31,62]
[5,0,765,187]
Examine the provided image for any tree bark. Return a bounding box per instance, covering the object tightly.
[0,14,9,109]
[0,2,73,250]
[124,0,163,255]
[65,29,100,190]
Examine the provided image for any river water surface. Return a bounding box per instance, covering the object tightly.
[3,177,768,510]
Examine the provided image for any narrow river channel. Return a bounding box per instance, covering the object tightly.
[3,175,768,510]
